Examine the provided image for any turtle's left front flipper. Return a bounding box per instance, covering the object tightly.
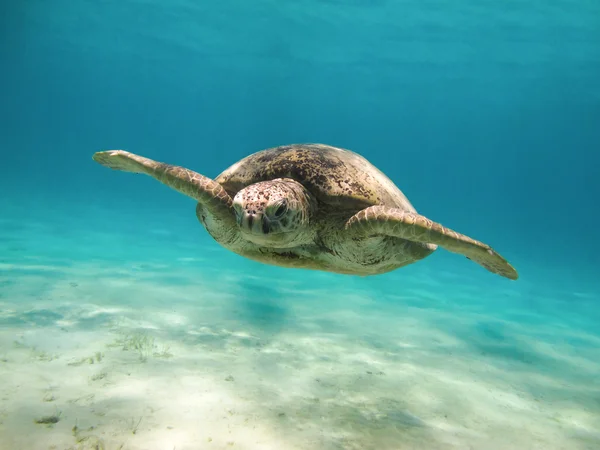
[92,150,237,230]
[345,206,518,280]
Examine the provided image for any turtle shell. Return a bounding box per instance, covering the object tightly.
[214,144,417,212]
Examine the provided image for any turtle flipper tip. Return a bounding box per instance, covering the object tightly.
[92,150,145,173]
[479,248,518,280]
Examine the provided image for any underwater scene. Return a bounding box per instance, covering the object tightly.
[1,1,599,449]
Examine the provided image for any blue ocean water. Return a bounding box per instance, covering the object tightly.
[1,1,599,449]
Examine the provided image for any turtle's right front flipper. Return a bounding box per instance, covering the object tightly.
[92,150,237,231]
[345,206,518,280]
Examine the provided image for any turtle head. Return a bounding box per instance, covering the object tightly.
[232,178,315,248]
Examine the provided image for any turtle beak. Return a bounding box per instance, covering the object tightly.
[241,211,270,236]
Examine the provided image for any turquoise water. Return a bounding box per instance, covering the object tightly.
[1,1,599,449]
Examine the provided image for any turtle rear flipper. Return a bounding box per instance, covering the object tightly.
[92,150,237,234]
[345,205,518,280]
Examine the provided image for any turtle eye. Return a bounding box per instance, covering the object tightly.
[274,202,288,218]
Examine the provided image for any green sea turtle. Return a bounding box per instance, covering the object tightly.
[92,143,518,280]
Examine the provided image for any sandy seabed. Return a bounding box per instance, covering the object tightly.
[1,207,599,450]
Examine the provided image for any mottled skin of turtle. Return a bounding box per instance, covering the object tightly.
[92,143,518,280]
